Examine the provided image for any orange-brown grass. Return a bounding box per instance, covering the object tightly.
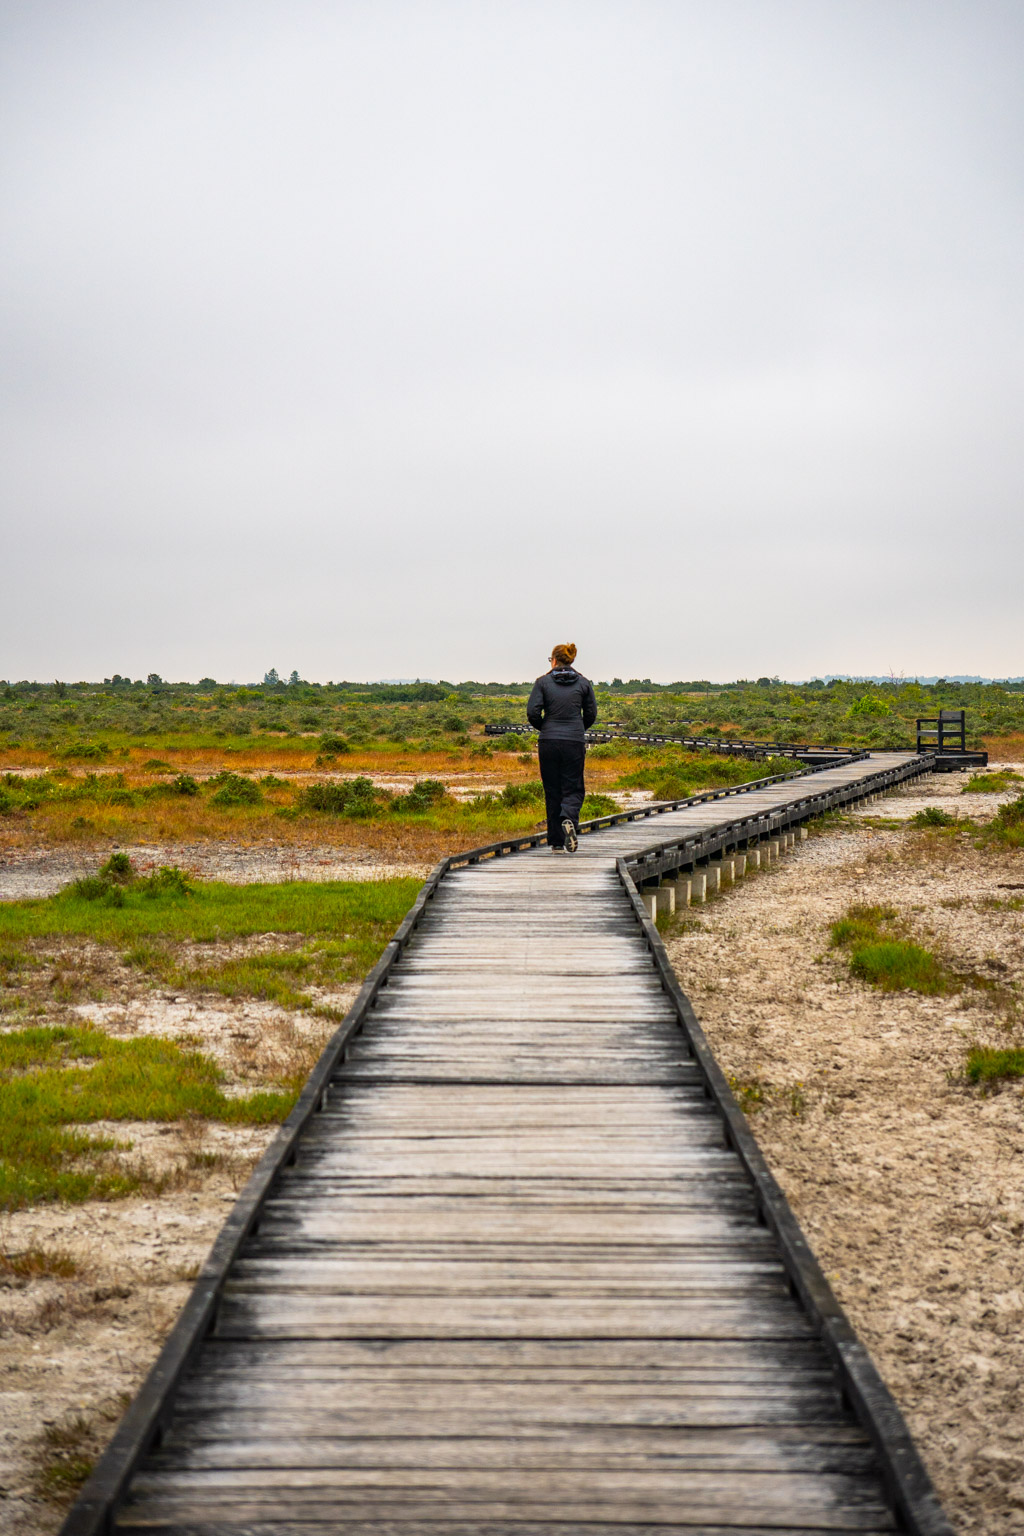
[0,742,675,860]
[0,767,548,861]
[981,734,1024,763]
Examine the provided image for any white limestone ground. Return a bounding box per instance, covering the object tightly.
[664,766,1024,1536]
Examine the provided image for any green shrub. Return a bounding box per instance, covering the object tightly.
[139,866,193,899]
[64,876,120,904]
[391,779,449,813]
[100,853,135,884]
[61,742,107,761]
[498,781,545,808]
[845,696,890,718]
[63,854,138,903]
[297,777,380,816]
[209,772,262,807]
[171,772,200,796]
[317,734,351,757]
[910,806,957,827]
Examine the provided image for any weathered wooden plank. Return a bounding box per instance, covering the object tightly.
[213,1294,815,1338]
[148,1434,877,1475]
[116,1486,894,1532]
[95,760,930,1535]
[184,1338,829,1371]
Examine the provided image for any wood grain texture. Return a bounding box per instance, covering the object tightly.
[112,757,923,1533]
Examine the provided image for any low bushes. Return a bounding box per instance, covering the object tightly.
[208,771,262,806]
[297,776,380,816]
[910,806,958,828]
[619,753,803,804]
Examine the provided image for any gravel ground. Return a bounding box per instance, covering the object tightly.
[664,766,1024,1536]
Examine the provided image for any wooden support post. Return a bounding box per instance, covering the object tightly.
[707,865,721,895]
[747,848,761,870]
[691,871,707,903]
[668,876,691,906]
[799,826,808,841]
[655,883,675,916]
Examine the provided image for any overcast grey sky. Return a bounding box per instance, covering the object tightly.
[1,0,1021,683]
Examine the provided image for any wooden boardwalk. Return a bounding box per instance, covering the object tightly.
[90,755,947,1535]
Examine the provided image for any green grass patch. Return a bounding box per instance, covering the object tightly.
[965,1045,1024,1086]
[617,753,804,803]
[849,941,949,994]
[0,870,423,950]
[580,793,619,818]
[829,903,899,947]
[123,937,369,1011]
[963,770,1022,793]
[830,903,950,994]
[980,793,1024,849]
[0,1024,296,1210]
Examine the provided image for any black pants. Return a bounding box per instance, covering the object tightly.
[538,739,586,847]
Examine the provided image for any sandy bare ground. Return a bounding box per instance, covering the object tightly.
[664,767,1024,1536]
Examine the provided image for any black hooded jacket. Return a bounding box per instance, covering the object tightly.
[526,668,598,741]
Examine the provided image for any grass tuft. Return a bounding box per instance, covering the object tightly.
[963,770,1022,793]
[965,1045,1024,1086]
[831,903,950,994]
[849,941,949,994]
[0,1245,78,1279]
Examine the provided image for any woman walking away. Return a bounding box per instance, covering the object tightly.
[527,643,597,854]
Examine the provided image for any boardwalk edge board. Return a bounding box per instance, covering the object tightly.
[61,753,952,1536]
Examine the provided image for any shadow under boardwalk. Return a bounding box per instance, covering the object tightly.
[109,756,931,1534]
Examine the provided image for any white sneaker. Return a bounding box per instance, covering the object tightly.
[562,819,578,853]
[550,845,566,855]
